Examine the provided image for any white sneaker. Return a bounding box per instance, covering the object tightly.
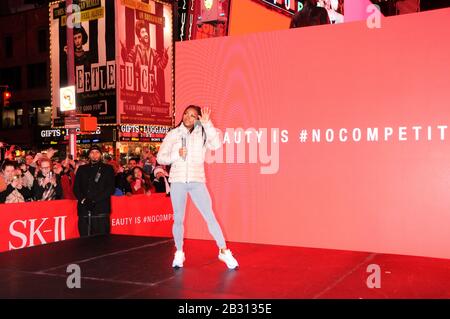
[218,249,239,269]
[172,250,185,268]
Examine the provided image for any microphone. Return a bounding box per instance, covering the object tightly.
[181,135,187,160]
[194,120,202,129]
[94,171,101,183]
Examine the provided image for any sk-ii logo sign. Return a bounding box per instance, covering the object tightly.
[8,216,67,250]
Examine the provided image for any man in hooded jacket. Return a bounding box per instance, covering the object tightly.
[73,145,115,237]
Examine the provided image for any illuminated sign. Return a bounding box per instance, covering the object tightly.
[204,0,214,10]
[41,129,65,138]
[119,124,170,142]
[39,126,110,146]
[59,86,76,112]
[177,0,198,41]
[40,127,102,138]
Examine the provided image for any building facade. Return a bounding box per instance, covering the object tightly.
[0,4,52,152]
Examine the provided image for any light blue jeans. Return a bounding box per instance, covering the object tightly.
[170,182,226,251]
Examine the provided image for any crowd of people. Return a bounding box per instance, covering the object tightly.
[0,146,171,204]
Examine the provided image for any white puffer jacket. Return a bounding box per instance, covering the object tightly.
[157,120,221,183]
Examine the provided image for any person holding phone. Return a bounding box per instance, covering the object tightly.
[33,158,62,201]
[157,105,239,269]
[0,160,33,203]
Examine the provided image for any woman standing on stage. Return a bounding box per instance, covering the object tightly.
[157,105,239,269]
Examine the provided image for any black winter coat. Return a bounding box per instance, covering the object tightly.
[73,162,115,216]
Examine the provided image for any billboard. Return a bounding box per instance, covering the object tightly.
[117,0,174,125]
[59,85,76,111]
[50,0,117,126]
[176,8,450,260]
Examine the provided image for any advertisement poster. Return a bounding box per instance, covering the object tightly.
[117,0,174,125]
[176,9,450,260]
[50,0,117,126]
